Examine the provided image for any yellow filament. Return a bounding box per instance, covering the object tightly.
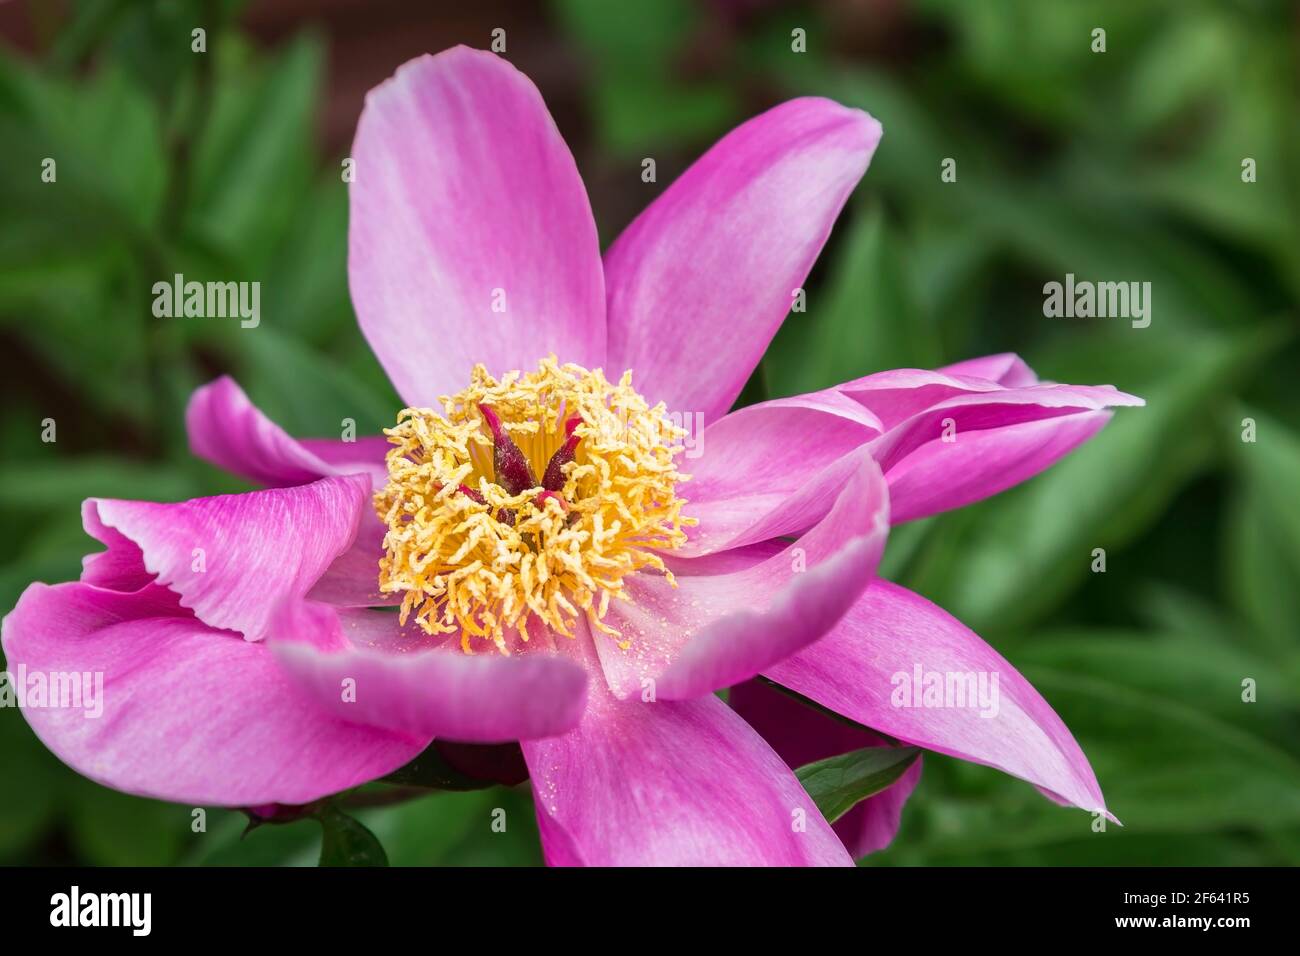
[374,358,694,653]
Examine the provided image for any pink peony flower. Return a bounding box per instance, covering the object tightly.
[2,47,1141,866]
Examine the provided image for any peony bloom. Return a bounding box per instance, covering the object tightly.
[2,47,1141,866]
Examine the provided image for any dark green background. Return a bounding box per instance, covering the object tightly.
[1,0,1298,865]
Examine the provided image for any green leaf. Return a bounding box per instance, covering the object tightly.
[590,78,736,158]
[0,514,99,616]
[355,788,544,867]
[796,746,920,824]
[1116,17,1299,285]
[917,0,1156,128]
[879,626,1300,865]
[0,55,167,227]
[231,327,397,438]
[555,0,696,76]
[0,707,62,861]
[67,780,192,866]
[767,205,941,397]
[260,175,354,344]
[0,54,168,424]
[1234,407,1300,574]
[758,63,962,211]
[0,55,166,240]
[963,180,1259,331]
[1021,668,1300,834]
[1226,406,1300,655]
[90,0,219,101]
[554,0,736,156]
[184,33,322,270]
[3,272,156,425]
[0,458,197,511]
[911,327,1282,633]
[316,806,388,867]
[1020,629,1300,751]
[181,812,320,867]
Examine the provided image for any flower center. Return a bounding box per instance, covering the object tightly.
[375,358,694,653]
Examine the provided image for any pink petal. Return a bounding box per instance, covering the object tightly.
[268,601,588,744]
[82,476,371,641]
[762,580,1110,816]
[729,679,921,859]
[834,367,1010,430]
[837,365,1136,433]
[598,450,889,700]
[187,376,389,488]
[348,47,605,405]
[79,500,152,591]
[837,368,1142,523]
[305,515,398,608]
[677,388,882,557]
[679,361,1141,550]
[604,97,881,421]
[937,352,1039,386]
[523,635,851,866]
[886,409,1113,524]
[864,383,1144,473]
[0,582,423,806]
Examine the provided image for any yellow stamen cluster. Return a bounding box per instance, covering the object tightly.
[375,358,694,653]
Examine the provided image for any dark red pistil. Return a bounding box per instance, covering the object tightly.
[542,415,583,492]
[478,404,537,495]
[471,408,584,528]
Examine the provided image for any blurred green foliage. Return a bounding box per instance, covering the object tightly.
[1,0,1297,865]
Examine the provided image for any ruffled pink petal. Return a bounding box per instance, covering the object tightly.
[268,601,588,744]
[79,501,152,591]
[348,47,605,405]
[187,376,389,488]
[0,582,424,806]
[522,634,851,866]
[82,476,371,641]
[762,580,1109,816]
[729,679,921,859]
[677,389,881,557]
[604,97,881,421]
[185,380,397,607]
[597,450,888,700]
